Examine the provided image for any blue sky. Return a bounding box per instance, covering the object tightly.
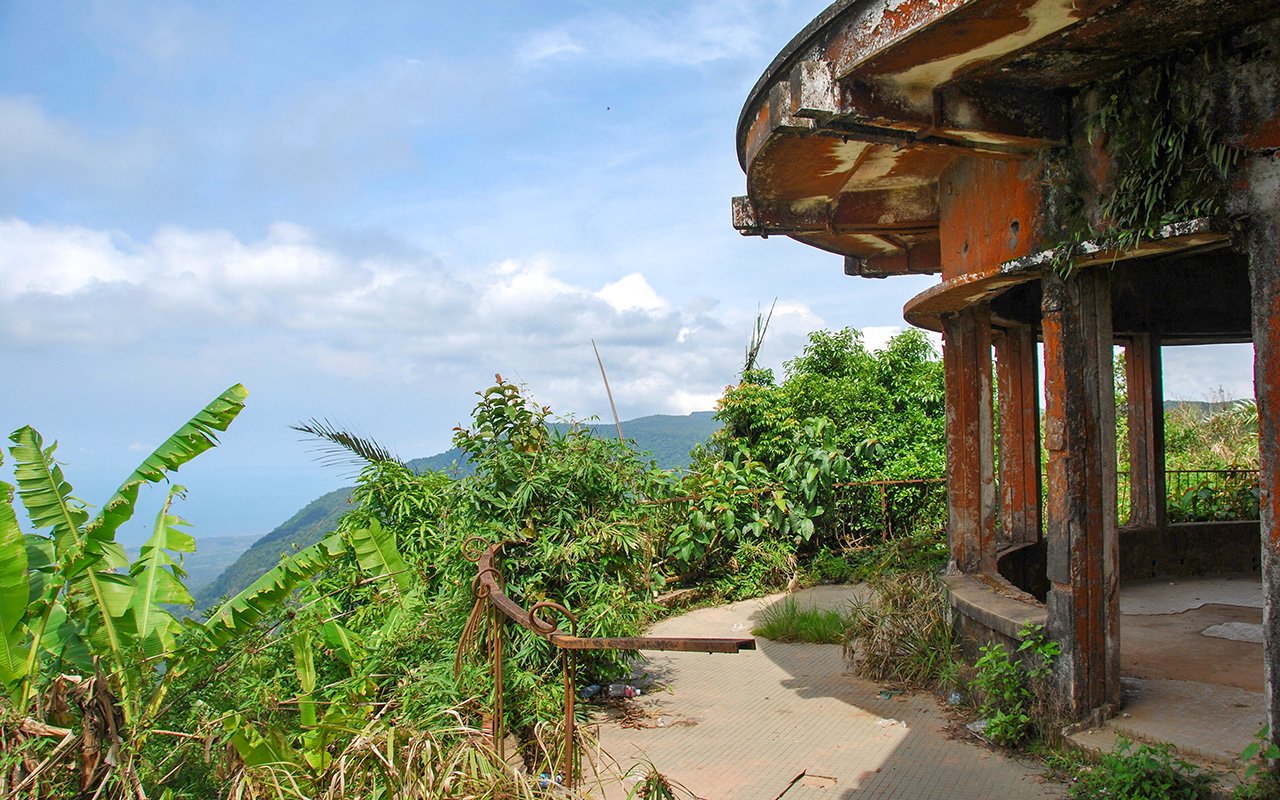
[0,1,1253,545]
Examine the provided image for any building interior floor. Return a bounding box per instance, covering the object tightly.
[1071,573,1263,765]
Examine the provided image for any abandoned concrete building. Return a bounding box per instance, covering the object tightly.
[734,0,1280,752]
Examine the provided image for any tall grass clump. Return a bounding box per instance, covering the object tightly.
[843,570,958,687]
[752,596,848,644]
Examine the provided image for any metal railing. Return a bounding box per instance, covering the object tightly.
[457,538,754,787]
[828,478,947,549]
[1112,467,1259,524]
[1164,467,1260,522]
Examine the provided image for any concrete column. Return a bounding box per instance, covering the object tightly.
[1042,267,1120,720]
[942,305,996,575]
[995,324,1043,549]
[1125,333,1167,529]
[1244,153,1280,755]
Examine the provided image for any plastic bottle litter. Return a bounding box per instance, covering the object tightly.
[582,684,602,699]
[608,683,641,698]
[537,773,564,789]
[948,690,963,705]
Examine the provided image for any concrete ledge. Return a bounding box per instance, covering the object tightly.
[943,573,1046,655]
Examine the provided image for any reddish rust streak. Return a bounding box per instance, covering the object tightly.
[939,158,1043,280]
[749,137,861,201]
[996,325,1042,547]
[1240,115,1280,151]
[1267,291,1280,547]
[859,0,1047,76]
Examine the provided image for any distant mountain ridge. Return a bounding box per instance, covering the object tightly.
[194,411,719,608]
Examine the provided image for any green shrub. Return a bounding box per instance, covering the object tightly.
[805,547,858,584]
[752,596,848,644]
[971,623,1058,747]
[1071,736,1215,799]
[1234,725,1280,799]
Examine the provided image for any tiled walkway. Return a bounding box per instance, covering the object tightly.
[589,587,1066,799]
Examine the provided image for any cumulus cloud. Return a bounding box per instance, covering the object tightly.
[597,273,670,313]
[0,218,823,417]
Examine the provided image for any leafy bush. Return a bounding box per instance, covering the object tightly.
[843,571,959,687]
[1234,725,1280,799]
[1166,471,1260,523]
[804,547,858,584]
[971,623,1058,748]
[671,328,946,594]
[752,596,848,644]
[1070,736,1215,799]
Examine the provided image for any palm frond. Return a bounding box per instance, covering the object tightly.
[292,418,403,472]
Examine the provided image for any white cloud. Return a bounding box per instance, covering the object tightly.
[597,273,670,313]
[0,218,826,417]
[517,29,584,62]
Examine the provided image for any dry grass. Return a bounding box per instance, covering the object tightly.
[842,570,959,688]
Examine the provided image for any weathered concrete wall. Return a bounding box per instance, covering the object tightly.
[995,324,1042,551]
[1118,523,1261,579]
[942,305,996,574]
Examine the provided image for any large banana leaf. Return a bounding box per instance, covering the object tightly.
[198,534,343,650]
[23,534,55,606]
[9,427,132,661]
[292,628,318,728]
[9,428,89,556]
[347,519,411,594]
[87,384,247,542]
[128,486,196,659]
[0,477,29,686]
[40,604,92,674]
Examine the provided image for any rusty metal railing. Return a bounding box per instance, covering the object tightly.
[457,538,754,787]
[828,477,947,548]
[1114,467,1260,523]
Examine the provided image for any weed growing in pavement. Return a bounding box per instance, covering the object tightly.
[1233,725,1280,799]
[624,760,700,799]
[1069,736,1215,799]
[843,570,960,687]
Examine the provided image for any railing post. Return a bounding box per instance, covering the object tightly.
[879,482,890,540]
[463,540,756,792]
[491,601,505,763]
[562,650,576,787]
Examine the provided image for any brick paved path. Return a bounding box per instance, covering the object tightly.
[587,586,1066,799]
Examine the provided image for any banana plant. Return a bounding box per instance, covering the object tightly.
[1,384,248,723]
[1,384,425,798]
[218,519,414,791]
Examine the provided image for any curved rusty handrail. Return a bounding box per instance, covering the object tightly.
[465,539,755,788]
[475,542,755,654]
